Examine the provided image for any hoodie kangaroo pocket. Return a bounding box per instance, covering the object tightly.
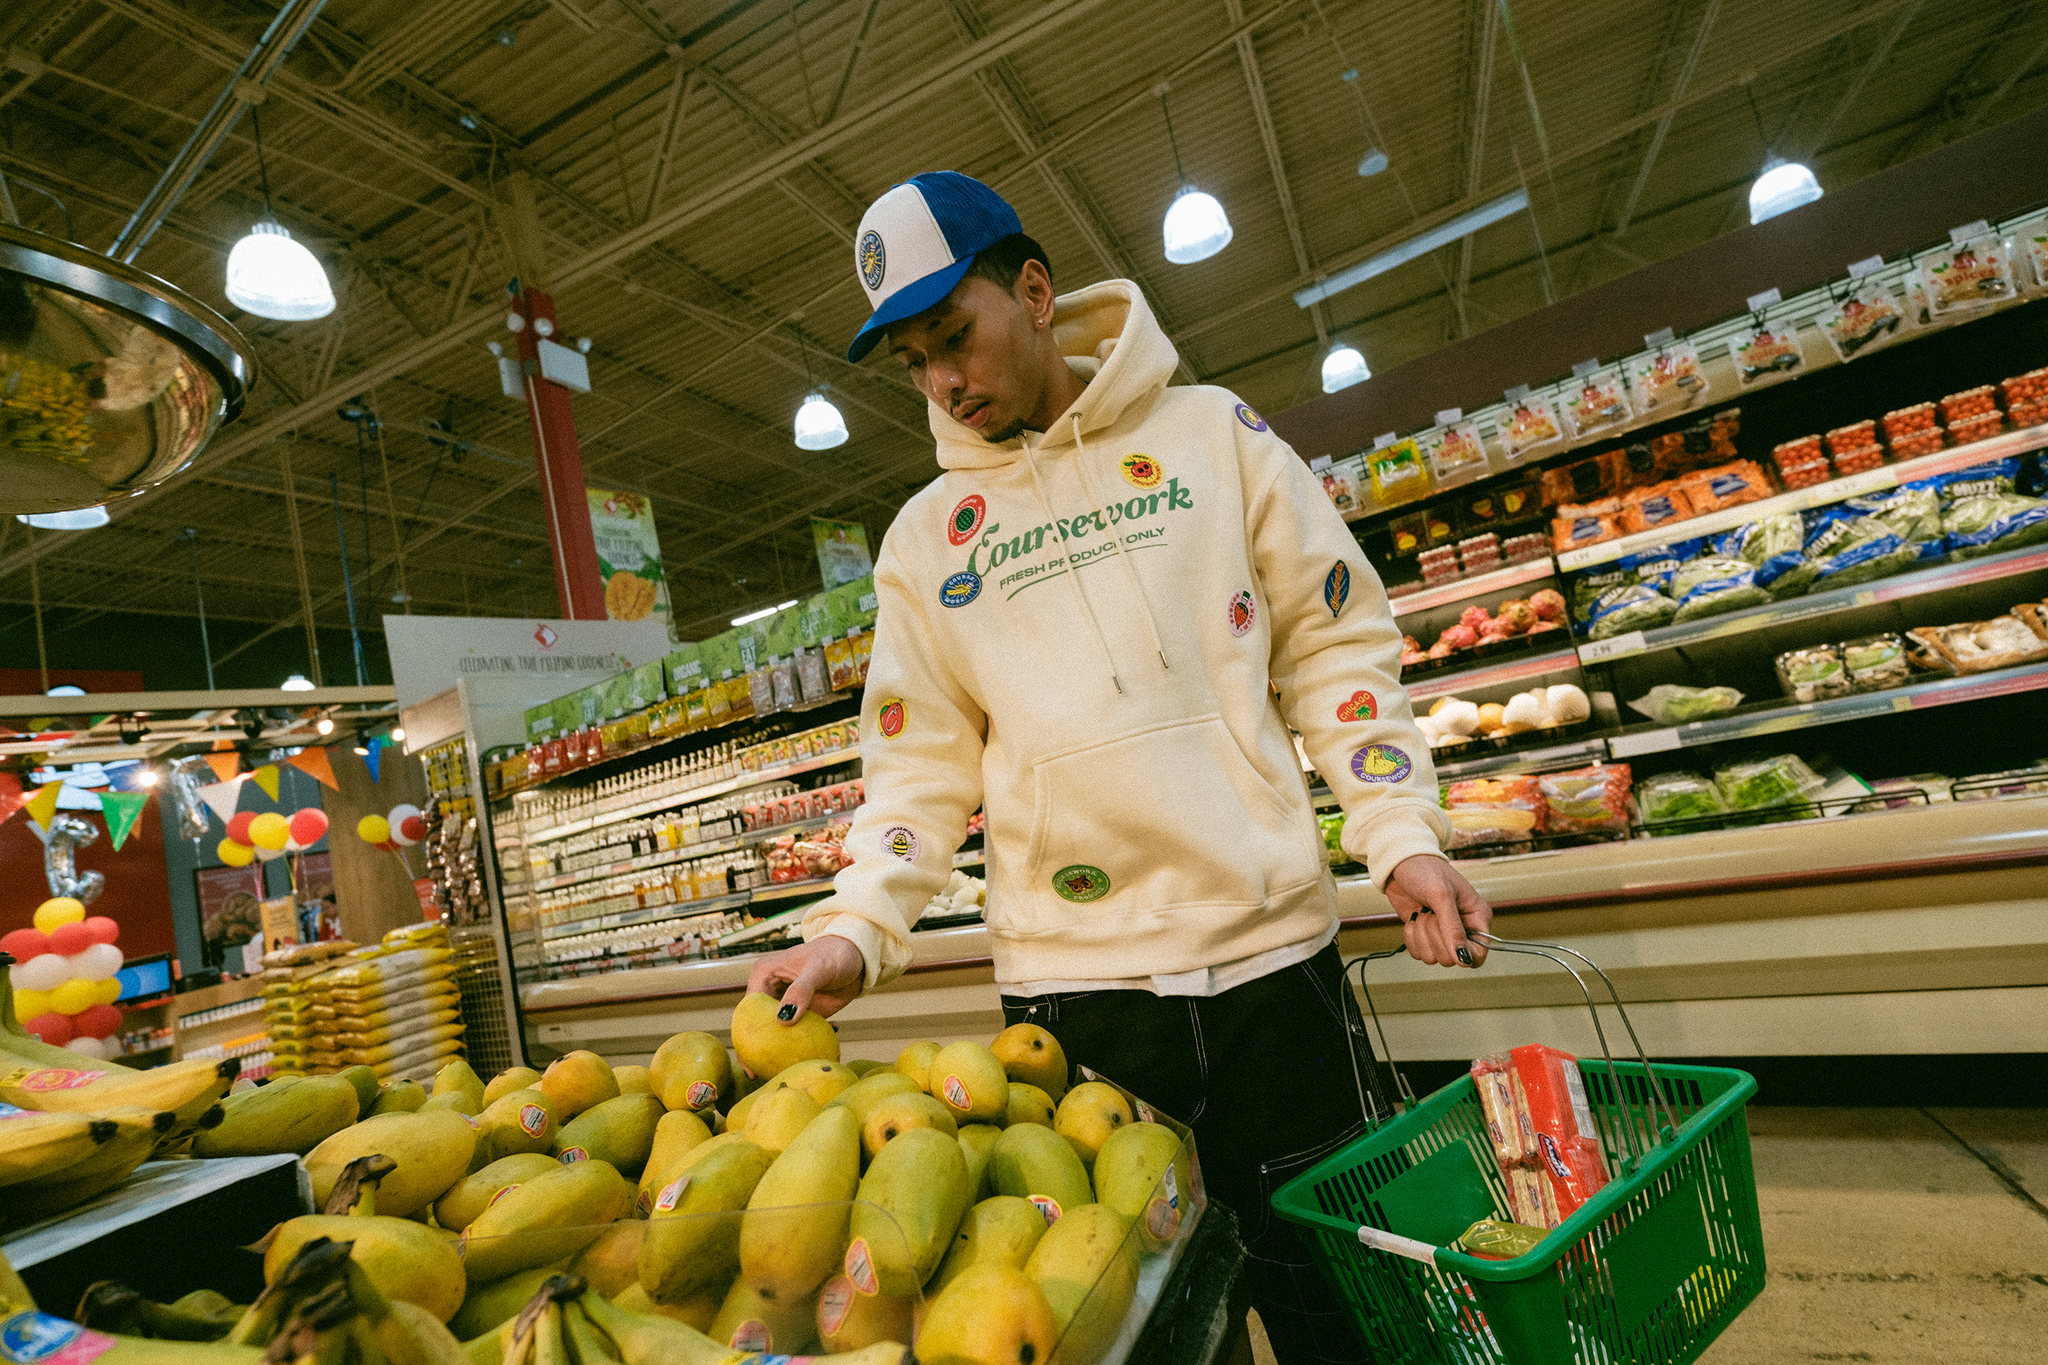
[1017,714,1322,926]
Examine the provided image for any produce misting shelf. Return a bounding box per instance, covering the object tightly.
[1606,659,2048,757]
[1557,420,2048,572]
[524,813,841,893]
[517,750,862,844]
[1404,646,1582,701]
[541,891,750,942]
[1388,558,1558,620]
[1577,542,2048,664]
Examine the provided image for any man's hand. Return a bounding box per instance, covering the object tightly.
[745,935,868,1020]
[1387,855,1492,968]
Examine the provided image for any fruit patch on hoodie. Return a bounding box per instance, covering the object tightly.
[1235,403,1268,432]
[1350,743,1412,784]
[948,494,985,546]
[1324,562,1351,616]
[877,699,906,737]
[1120,453,1163,489]
[1226,589,1256,637]
[1051,864,1111,902]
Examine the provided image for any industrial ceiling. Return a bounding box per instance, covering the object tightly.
[1,0,2045,682]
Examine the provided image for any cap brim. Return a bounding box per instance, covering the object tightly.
[846,256,975,362]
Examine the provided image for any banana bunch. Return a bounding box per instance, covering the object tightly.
[76,1285,249,1341]
[0,1107,187,1230]
[220,1236,472,1365]
[2,1246,263,1365]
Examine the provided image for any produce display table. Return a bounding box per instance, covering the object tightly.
[2,1155,310,1312]
[1127,1201,1249,1365]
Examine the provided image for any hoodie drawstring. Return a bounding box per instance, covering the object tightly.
[1069,412,1172,675]
[1021,432,1125,695]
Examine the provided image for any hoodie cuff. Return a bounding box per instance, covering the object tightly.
[801,908,891,992]
[1346,810,1451,892]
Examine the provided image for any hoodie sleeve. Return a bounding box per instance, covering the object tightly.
[1241,420,1450,888]
[799,534,989,991]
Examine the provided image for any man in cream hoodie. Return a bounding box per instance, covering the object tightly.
[751,172,1491,1360]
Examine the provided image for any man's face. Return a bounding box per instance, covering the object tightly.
[888,276,1042,443]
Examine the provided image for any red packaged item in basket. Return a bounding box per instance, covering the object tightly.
[1890,428,1945,459]
[1831,444,1885,476]
[1938,385,1997,423]
[1948,411,2003,447]
[1882,402,1938,440]
[1509,1044,1611,1223]
[1825,421,1876,455]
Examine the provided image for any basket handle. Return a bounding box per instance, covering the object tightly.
[1355,1225,1440,1266]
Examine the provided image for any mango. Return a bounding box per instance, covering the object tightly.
[434,1152,562,1231]
[612,1282,720,1333]
[335,1065,381,1115]
[957,1124,1002,1205]
[193,1072,358,1156]
[458,1157,632,1285]
[706,1276,818,1356]
[730,992,837,1080]
[446,1265,559,1339]
[418,1091,480,1117]
[638,1139,774,1302]
[1054,1081,1133,1166]
[565,1218,646,1298]
[482,1066,542,1108]
[474,1087,558,1161]
[635,1108,713,1214]
[989,1122,1092,1223]
[305,1108,477,1216]
[647,1032,733,1113]
[815,1276,914,1353]
[847,1125,968,1296]
[1026,1204,1138,1365]
[917,1265,1056,1365]
[540,1050,618,1121]
[827,1070,921,1128]
[612,1064,652,1095]
[861,1091,958,1159]
[991,1022,1070,1101]
[725,1085,767,1133]
[261,1213,463,1323]
[930,1195,1050,1296]
[928,1041,1007,1124]
[766,1058,858,1107]
[740,1104,861,1303]
[1004,1082,1058,1130]
[844,1059,887,1078]
[893,1041,941,1093]
[432,1058,486,1111]
[742,1086,821,1155]
[370,1080,428,1116]
[1093,1122,1191,1244]
[554,1092,665,1175]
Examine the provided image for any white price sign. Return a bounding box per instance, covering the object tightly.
[1608,728,1684,758]
[1577,631,1646,663]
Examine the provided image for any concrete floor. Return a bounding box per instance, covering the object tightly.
[1247,1106,2048,1364]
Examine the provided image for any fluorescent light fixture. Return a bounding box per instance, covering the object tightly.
[225,220,336,321]
[1322,344,1371,393]
[1295,190,1529,308]
[732,599,799,627]
[16,508,109,530]
[1163,189,1233,264]
[793,393,848,450]
[280,674,315,691]
[1748,156,1823,225]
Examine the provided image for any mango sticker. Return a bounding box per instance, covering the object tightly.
[844,1237,879,1295]
[518,1104,547,1136]
[941,1075,970,1111]
[558,1146,589,1164]
[1336,690,1377,723]
[1028,1194,1063,1225]
[685,1080,717,1110]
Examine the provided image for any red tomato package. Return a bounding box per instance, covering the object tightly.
[1509,1044,1612,1223]
[1537,764,1633,835]
[1444,776,1547,850]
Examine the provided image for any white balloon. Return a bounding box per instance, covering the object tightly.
[12,954,69,993]
[74,943,125,980]
[254,842,287,862]
[284,838,306,854]
[64,1035,112,1060]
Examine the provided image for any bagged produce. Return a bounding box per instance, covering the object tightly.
[1443,776,1546,850]
[1538,765,1633,834]
[1908,616,2048,673]
[1669,556,1771,623]
[1618,482,1693,535]
[1718,515,1813,597]
[1636,771,1725,831]
[1626,685,1744,724]
[1679,460,1772,512]
[1841,633,1910,692]
[1586,583,1678,640]
[1802,507,1919,588]
[1571,566,1632,624]
[1849,480,1945,548]
[1777,644,1851,702]
[1944,491,2048,558]
[1715,754,1825,816]
[1621,539,1701,595]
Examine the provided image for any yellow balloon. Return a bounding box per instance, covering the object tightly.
[33,898,86,934]
[14,988,52,1020]
[95,977,122,1006]
[248,811,290,851]
[217,837,256,868]
[356,814,391,844]
[50,977,98,1016]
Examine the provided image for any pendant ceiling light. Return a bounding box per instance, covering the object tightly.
[1742,83,1822,226]
[224,109,334,320]
[16,507,110,530]
[1340,70,1388,176]
[1158,90,1232,264]
[1321,343,1371,393]
[791,326,847,450]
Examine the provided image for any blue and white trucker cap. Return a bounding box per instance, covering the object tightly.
[846,172,1022,362]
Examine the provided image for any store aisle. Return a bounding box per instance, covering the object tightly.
[1701,1107,2046,1364]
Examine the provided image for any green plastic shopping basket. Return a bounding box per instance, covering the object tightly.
[1273,933,1764,1365]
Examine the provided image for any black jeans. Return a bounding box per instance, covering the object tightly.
[1001,942,1379,1365]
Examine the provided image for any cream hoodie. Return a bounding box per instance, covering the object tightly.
[802,280,1449,990]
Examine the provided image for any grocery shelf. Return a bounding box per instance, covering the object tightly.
[1404,645,1581,701]
[717,904,810,949]
[1432,735,1613,780]
[749,876,838,903]
[518,749,862,844]
[542,892,749,942]
[1388,559,1557,619]
[1605,659,2048,757]
[1556,420,2048,572]
[953,850,987,869]
[525,813,842,893]
[1576,542,2048,664]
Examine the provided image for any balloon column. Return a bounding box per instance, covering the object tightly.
[1,899,126,1059]
[217,806,328,867]
[356,804,424,853]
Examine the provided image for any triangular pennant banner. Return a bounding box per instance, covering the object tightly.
[363,737,382,785]
[250,764,281,802]
[0,773,23,829]
[100,790,150,851]
[287,747,339,791]
[204,752,240,783]
[24,782,62,831]
[196,777,244,827]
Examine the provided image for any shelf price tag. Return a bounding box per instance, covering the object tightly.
[1608,728,1682,758]
[1949,220,1990,246]
[1373,431,1397,449]
[1745,287,1782,312]
[1577,631,1645,663]
[1643,327,1675,349]
[1847,255,1884,280]
[1436,407,1463,425]
[1572,359,1600,378]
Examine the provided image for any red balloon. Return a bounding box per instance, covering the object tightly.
[0,928,49,962]
[47,922,94,956]
[82,916,121,946]
[288,809,329,846]
[23,1012,73,1047]
[397,813,428,843]
[73,1003,123,1040]
[225,811,258,846]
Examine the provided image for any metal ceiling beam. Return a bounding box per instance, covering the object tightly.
[1223,0,1325,349]
[1613,0,1719,238]
[1800,0,1924,160]
[0,685,394,718]
[1451,0,1498,337]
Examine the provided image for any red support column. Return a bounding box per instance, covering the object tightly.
[512,286,606,620]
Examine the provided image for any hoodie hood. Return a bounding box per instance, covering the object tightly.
[930,280,1178,470]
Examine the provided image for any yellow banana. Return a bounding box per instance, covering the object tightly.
[2,1109,172,1226]
[0,1057,238,1127]
[559,1302,623,1365]
[576,1292,911,1365]
[0,1110,115,1187]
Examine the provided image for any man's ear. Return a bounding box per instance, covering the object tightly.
[1014,259,1055,323]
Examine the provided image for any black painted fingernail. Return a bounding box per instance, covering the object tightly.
[1456,946,1473,966]
[777,1003,797,1021]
